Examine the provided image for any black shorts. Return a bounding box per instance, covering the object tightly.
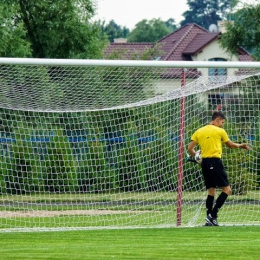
[201,158,229,189]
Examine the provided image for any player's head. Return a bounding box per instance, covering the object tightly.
[212,111,226,120]
[211,111,226,127]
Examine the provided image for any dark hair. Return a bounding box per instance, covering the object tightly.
[212,111,226,120]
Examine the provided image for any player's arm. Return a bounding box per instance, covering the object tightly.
[225,140,250,150]
[188,140,197,157]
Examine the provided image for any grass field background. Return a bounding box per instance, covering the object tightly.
[0,226,260,259]
[1,191,260,259]
[1,191,260,229]
[1,203,260,229]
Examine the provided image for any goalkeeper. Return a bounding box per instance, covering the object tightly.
[188,111,250,226]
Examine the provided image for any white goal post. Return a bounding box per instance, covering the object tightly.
[0,58,260,231]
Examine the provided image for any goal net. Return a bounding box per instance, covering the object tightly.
[0,58,260,231]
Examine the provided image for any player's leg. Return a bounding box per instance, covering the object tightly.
[207,161,231,226]
[201,159,216,226]
[204,158,230,226]
[211,185,231,218]
[206,188,216,216]
[210,159,231,220]
[205,188,215,226]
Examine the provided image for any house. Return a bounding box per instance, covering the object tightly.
[104,21,253,110]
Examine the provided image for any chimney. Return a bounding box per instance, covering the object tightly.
[113,38,127,43]
[217,20,234,33]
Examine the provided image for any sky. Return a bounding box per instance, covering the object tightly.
[94,0,257,30]
[94,0,188,29]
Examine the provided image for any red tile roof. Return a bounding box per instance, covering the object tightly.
[157,24,211,60]
[104,43,154,60]
[238,54,253,62]
[183,33,219,54]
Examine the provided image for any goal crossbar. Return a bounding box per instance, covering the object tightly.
[1,57,260,68]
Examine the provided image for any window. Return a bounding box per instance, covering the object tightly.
[208,58,227,83]
[208,93,240,110]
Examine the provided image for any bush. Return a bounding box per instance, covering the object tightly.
[4,137,44,195]
[42,129,79,193]
[77,139,118,193]
[223,151,258,195]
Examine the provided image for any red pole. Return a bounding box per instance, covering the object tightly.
[176,69,186,226]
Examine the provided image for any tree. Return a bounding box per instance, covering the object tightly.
[0,0,108,58]
[98,19,130,42]
[165,18,178,32]
[220,3,260,60]
[0,2,31,57]
[180,0,238,29]
[20,0,108,58]
[127,18,171,42]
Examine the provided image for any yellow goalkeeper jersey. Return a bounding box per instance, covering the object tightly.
[191,125,229,158]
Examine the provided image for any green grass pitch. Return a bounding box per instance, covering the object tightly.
[0,226,260,260]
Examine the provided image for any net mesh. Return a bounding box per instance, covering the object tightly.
[0,61,260,231]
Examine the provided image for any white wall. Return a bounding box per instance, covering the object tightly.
[192,39,239,77]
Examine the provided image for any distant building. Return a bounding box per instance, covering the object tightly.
[104,22,253,109]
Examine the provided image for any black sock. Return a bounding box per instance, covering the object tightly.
[212,192,228,218]
[206,195,214,216]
